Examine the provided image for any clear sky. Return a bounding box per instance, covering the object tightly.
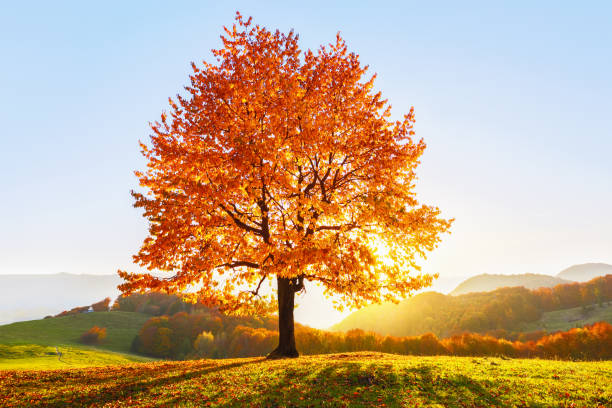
[1,1,611,328]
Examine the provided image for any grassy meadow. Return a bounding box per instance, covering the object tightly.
[1,352,610,407]
[0,344,150,370]
[0,312,153,369]
[519,303,612,333]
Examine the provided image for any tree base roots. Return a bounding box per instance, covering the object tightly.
[266,347,299,359]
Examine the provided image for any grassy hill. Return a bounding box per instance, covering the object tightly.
[0,344,151,370]
[0,311,153,369]
[1,352,610,407]
[0,311,149,353]
[450,273,570,296]
[519,302,612,333]
[333,275,612,338]
[331,288,546,337]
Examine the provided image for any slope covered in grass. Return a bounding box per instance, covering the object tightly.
[0,311,153,369]
[0,311,149,353]
[1,352,610,407]
[0,344,152,370]
[519,303,612,333]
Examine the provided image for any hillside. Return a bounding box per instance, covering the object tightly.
[332,275,612,337]
[0,273,121,325]
[557,263,612,282]
[331,288,543,337]
[0,344,151,370]
[332,291,448,336]
[0,311,153,369]
[0,311,149,353]
[450,273,570,296]
[518,302,612,333]
[1,353,610,407]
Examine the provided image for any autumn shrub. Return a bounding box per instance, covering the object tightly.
[91,297,111,312]
[193,331,216,358]
[229,326,278,358]
[132,309,279,359]
[56,305,90,317]
[80,326,107,344]
[533,321,612,360]
[112,292,191,315]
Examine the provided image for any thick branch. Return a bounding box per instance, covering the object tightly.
[219,204,264,236]
[217,260,260,269]
[290,275,305,292]
[316,223,361,232]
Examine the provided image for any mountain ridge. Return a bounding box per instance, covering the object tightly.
[557,263,612,282]
[0,273,122,325]
[450,273,570,296]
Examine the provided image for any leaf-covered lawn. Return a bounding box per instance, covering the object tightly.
[1,352,610,407]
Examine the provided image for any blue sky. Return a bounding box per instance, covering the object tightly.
[1,1,611,327]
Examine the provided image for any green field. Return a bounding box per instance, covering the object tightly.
[519,303,612,333]
[0,311,153,369]
[0,344,150,369]
[0,311,150,352]
[1,352,610,407]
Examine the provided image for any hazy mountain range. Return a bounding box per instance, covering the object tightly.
[1,263,611,326]
[0,273,122,325]
[451,263,612,296]
[557,263,612,282]
[332,263,612,336]
[450,274,571,296]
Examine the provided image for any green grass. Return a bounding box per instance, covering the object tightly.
[0,344,151,370]
[0,311,154,369]
[0,311,150,353]
[1,352,610,407]
[519,303,612,333]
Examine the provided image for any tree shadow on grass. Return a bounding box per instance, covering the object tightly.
[399,365,553,408]
[33,359,265,408]
[202,360,541,408]
[401,365,502,408]
[205,360,404,407]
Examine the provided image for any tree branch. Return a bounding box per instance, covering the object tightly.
[315,223,361,232]
[248,275,267,297]
[217,260,260,269]
[219,204,264,236]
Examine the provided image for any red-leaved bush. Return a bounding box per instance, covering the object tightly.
[91,298,111,312]
[80,326,107,344]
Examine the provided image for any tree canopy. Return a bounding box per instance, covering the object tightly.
[118,12,452,357]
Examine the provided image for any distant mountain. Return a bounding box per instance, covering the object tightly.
[557,263,612,282]
[0,273,121,325]
[450,273,570,296]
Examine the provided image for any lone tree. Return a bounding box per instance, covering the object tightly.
[119,13,452,359]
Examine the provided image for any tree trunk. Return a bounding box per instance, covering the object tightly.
[267,277,299,359]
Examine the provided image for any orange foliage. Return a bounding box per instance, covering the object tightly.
[55,305,90,317]
[112,292,190,316]
[91,297,111,312]
[80,326,107,344]
[117,11,451,328]
[133,309,612,361]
